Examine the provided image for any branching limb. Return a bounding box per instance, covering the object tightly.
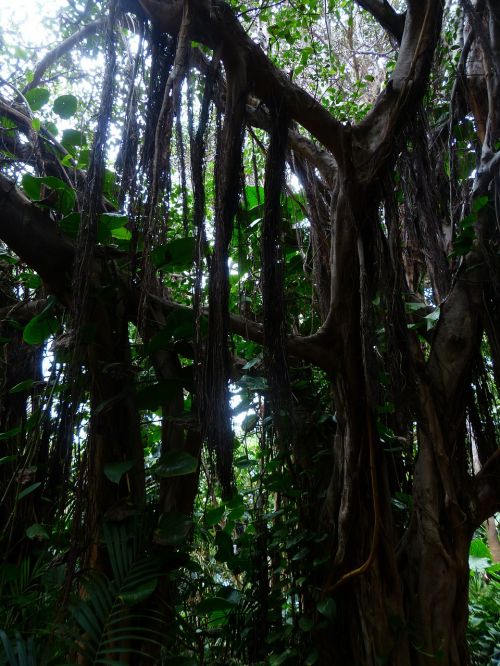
[354,0,444,178]
[23,19,106,93]
[354,0,405,43]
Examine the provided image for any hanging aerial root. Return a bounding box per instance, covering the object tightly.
[138,3,191,329]
[72,0,118,332]
[323,412,380,595]
[203,56,247,497]
[261,97,292,440]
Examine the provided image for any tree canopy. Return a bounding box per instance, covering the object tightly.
[0,0,499,664]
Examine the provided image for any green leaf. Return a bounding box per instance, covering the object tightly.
[0,426,22,441]
[26,523,49,539]
[243,185,264,208]
[45,121,58,136]
[156,451,198,478]
[103,460,136,484]
[60,212,80,237]
[196,595,238,615]
[241,413,259,433]
[22,174,76,215]
[145,310,197,352]
[136,380,183,410]
[19,271,42,289]
[205,505,225,526]
[119,577,157,605]
[234,455,257,468]
[102,169,118,205]
[299,616,314,632]
[472,195,489,213]
[100,213,128,230]
[469,538,492,559]
[292,546,310,561]
[18,482,41,500]
[155,512,192,546]
[23,311,58,345]
[270,650,292,665]
[151,237,196,271]
[237,375,269,391]
[61,128,87,149]
[9,378,35,394]
[317,598,336,622]
[110,226,132,241]
[25,87,50,111]
[0,249,18,265]
[424,307,440,331]
[99,213,132,241]
[214,531,233,563]
[31,117,41,131]
[22,173,43,200]
[305,648,319,665]
[53,94,78,118]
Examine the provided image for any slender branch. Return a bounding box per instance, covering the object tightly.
[23,19,106,93]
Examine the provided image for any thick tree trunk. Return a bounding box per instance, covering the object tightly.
[84,273,145,572]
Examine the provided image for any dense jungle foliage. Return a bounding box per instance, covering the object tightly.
[0,0,499,664]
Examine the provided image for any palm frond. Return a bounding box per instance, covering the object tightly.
[0,631,36,666]
[70,521,166,664]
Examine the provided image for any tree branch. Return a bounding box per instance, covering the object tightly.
[354,0,405,43]
[147,294,337,374]
[23,19,106,93]
[0,176,337,373]
[0,174,74,300]
[190,47,337,182]
[353,0,444,179]
[470,449,500,527]
[138,0,347,163]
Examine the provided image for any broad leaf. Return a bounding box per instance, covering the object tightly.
[22,174,76,215]
[23,311,58,345]
[136,380,183,410]
[317,598,336,622]
[155,451,198,478]
[205,505,225,527]
[145,310,197,352]
[151,237,196,271]
[25,87,49,111]
[155,512,192,546]
[103,460,136,484]
[53,94,78,118]
[196,591,239,614]
[26,523,49,540]
[61,128,87,149]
